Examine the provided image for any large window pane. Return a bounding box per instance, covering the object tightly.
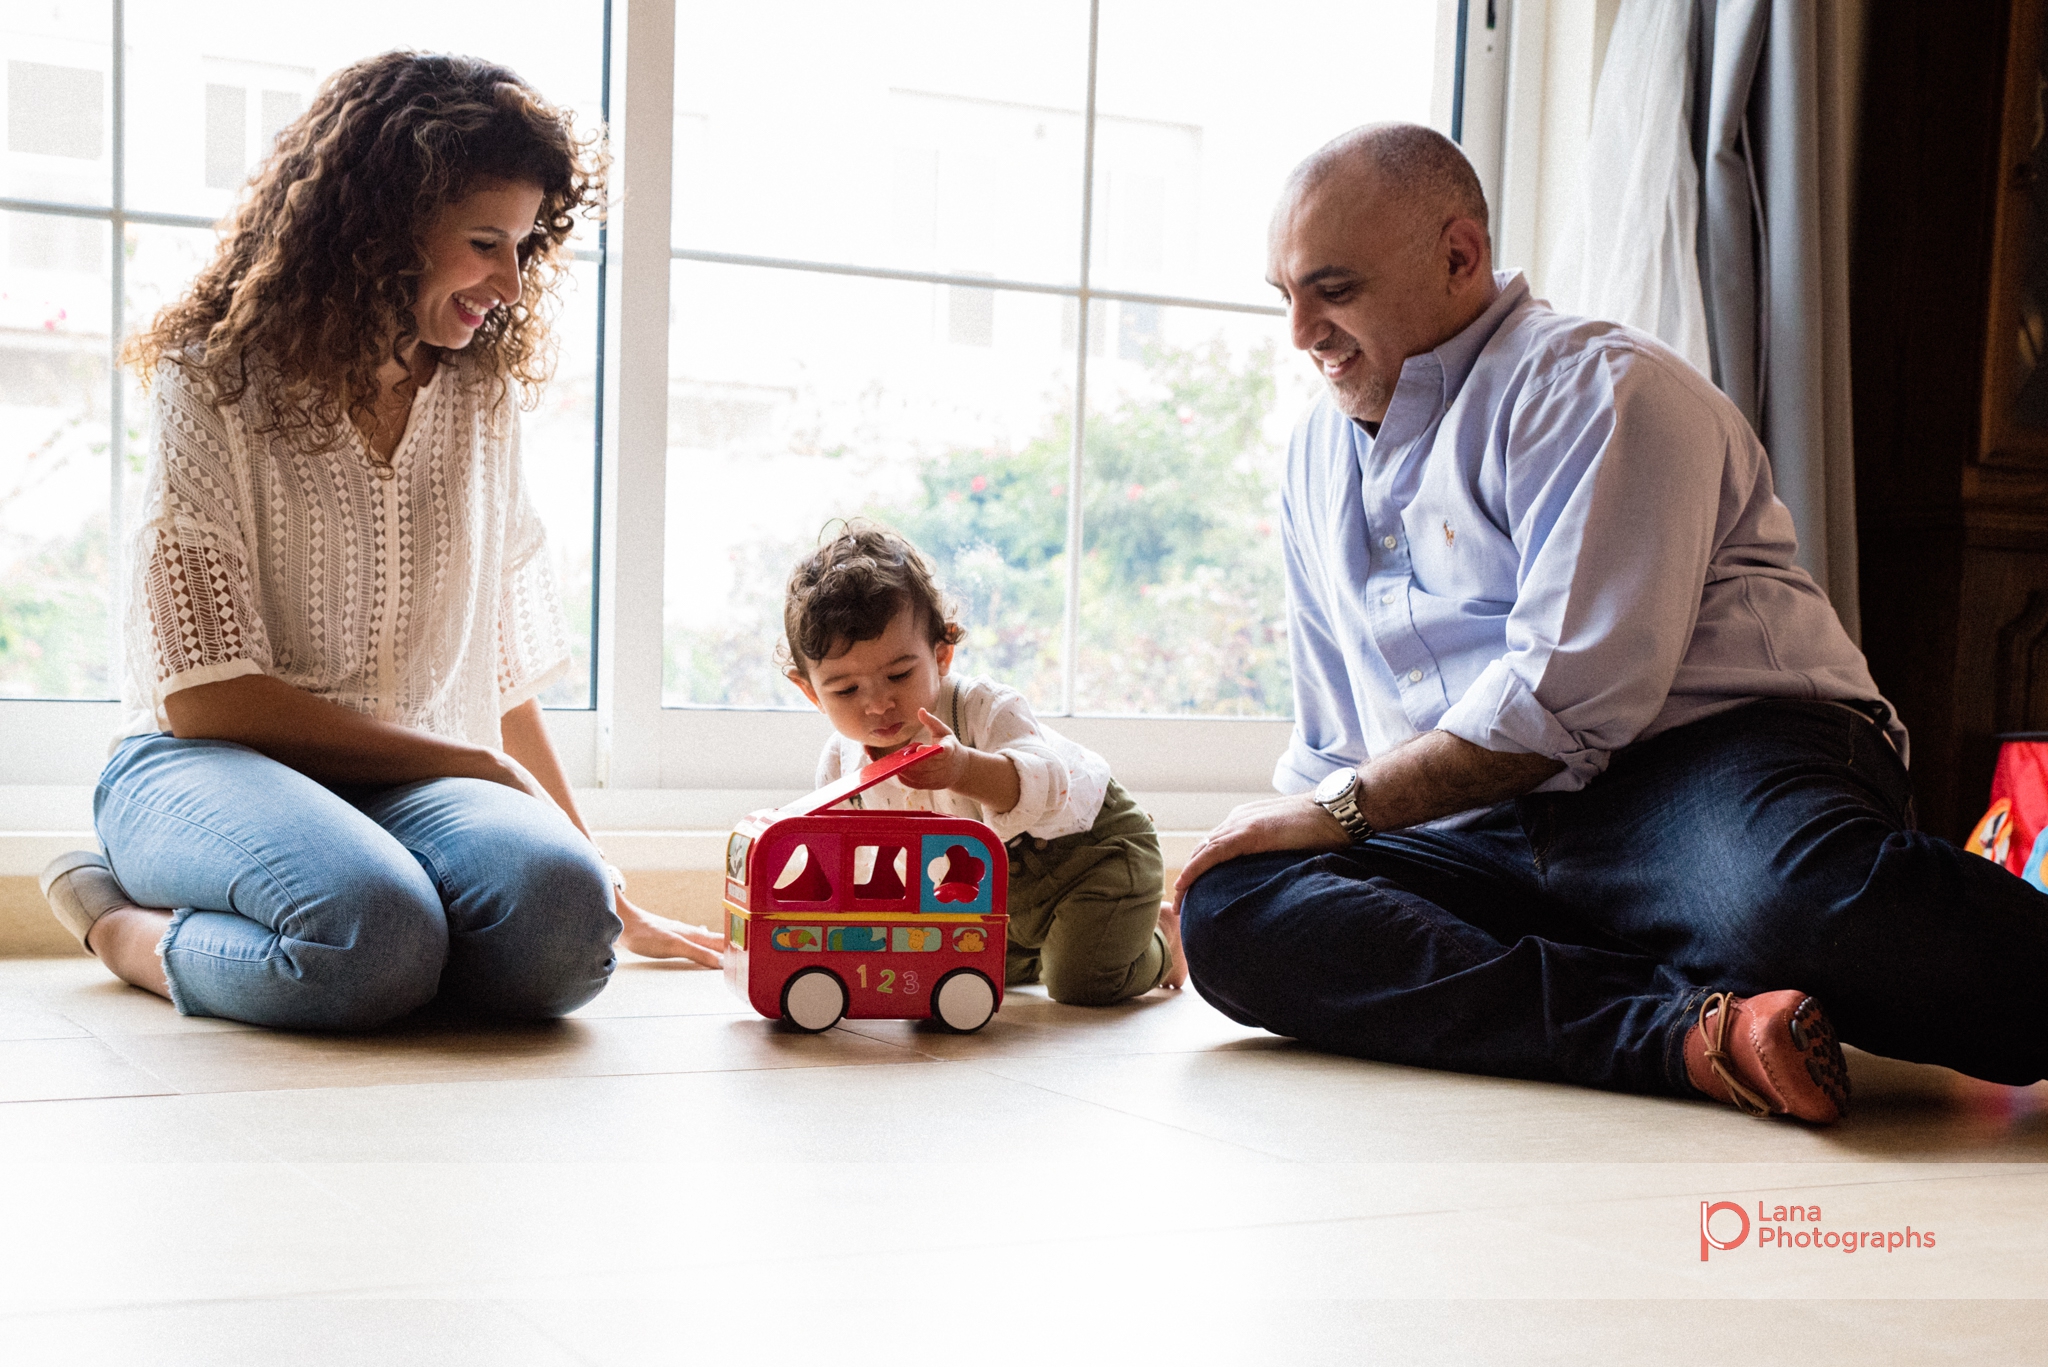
[524,256,600,707]
[0,5,113,207]
[1092,0,1437,306]
[673,0,1090,284]
[1072,303,1317,716]
[0,209,111,697]
[664,262,1074,708]
[123,219,220,596]
[115,0,606,706]
[123,1,604,229]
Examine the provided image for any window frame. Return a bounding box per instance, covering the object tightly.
[0,0,1513,801]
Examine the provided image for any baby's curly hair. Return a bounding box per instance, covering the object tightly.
[124,49,605,449]
[781,523,965,675]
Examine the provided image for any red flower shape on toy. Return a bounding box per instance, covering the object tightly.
[933,844,986,902]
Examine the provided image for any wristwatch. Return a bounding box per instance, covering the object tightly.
[1312,767,1376,844]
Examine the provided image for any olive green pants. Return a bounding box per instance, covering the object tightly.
[1003,779,1167,1006]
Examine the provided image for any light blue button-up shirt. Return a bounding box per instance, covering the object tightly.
[1276,271,1899,799]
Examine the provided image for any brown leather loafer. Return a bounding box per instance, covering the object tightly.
[1683,990,1850,1124]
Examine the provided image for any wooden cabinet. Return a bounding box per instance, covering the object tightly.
[1853,0,2048,838]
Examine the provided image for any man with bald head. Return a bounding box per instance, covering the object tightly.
[1173,123,2048,1122]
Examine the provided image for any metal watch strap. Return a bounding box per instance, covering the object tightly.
[1317,774,1376,844]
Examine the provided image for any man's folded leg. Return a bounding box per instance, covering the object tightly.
[1179,831,1703,1097]
[1531,699,2048,1090]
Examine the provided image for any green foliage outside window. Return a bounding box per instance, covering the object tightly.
[0,407,121,700]
[666,338,1293,716]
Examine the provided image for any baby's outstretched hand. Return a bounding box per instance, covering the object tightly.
[897,708,971,791]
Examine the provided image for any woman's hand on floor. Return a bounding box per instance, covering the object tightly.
[614,895,726,967]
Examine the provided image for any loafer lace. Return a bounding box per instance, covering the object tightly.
[1699,990,1775,1117]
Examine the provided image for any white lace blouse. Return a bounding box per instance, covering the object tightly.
[120,354,572,750]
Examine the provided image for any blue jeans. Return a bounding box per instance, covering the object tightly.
[1182,701,2048,1094]
[95,733,620,1030]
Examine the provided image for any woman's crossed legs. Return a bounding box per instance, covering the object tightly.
[93,733,620,1030]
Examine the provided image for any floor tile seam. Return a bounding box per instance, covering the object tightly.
[67,1024,264,1044]
[501,1301,607,1367]
[1375,1173,2042,1221]
[567,1011,758,1022]
[56,1042,946,1095]
[825,1015,1283,1060]
[826,1034,1282,1064]
[268,1154,475,1239]
[684,1191,2048,1281]
[0,1283,446,1320]
[81,1028,199,1096]
[936,1057,1306,1163]
[543,1051,947,1083]
[277,1287,2048,1310]
[0,1086,180,1106]
[13,1288,2048,1317]
[679,1203,1539,1278]
[138,1053,950,1103]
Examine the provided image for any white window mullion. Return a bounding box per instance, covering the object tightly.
[107,0,129,701]
[1451,0,1513,220]
[1061,0,1102,717]
[595,0,677,788]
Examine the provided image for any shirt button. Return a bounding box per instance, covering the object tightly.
[1408,668,1424,682]
[1380,592,1394,604]
[1382,534,1397,549]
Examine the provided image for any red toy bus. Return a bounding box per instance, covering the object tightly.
[723,743,1010,1033]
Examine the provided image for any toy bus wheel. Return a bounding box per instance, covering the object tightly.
[931,968,997,1033]
[780,968,848,1032]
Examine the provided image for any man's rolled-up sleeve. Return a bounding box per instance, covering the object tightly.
[1434,350,1728,790]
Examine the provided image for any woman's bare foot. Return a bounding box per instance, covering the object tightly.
[85,907,174,1000]
[1156,898,1189,990]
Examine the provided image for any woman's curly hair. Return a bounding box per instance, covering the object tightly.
[124,49,605,450]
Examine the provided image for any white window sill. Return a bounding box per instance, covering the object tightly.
[0,784,1253,876]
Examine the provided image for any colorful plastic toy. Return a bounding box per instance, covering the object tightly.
[723,742,1010,1033]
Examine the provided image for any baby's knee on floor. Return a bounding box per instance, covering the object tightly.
[1038,916,1171,1007]
[1039,962,1129,1007]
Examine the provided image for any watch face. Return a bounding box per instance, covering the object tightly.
[1315,768,1353,804]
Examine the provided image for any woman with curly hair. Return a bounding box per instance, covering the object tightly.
[37,49,721,1029]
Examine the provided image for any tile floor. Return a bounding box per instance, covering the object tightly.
[3,951,2046,1364]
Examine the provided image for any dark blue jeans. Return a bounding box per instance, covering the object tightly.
[1181,700,2048,1095]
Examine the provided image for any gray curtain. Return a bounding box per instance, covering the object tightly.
[1692,0,1863,641]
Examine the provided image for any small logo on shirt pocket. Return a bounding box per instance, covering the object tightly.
[1443,521,1456,548]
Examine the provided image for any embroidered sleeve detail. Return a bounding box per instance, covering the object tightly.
[128,367,273,708]
[142,521,267,692]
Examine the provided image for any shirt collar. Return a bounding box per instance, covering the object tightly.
[1371,270,1531,448]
